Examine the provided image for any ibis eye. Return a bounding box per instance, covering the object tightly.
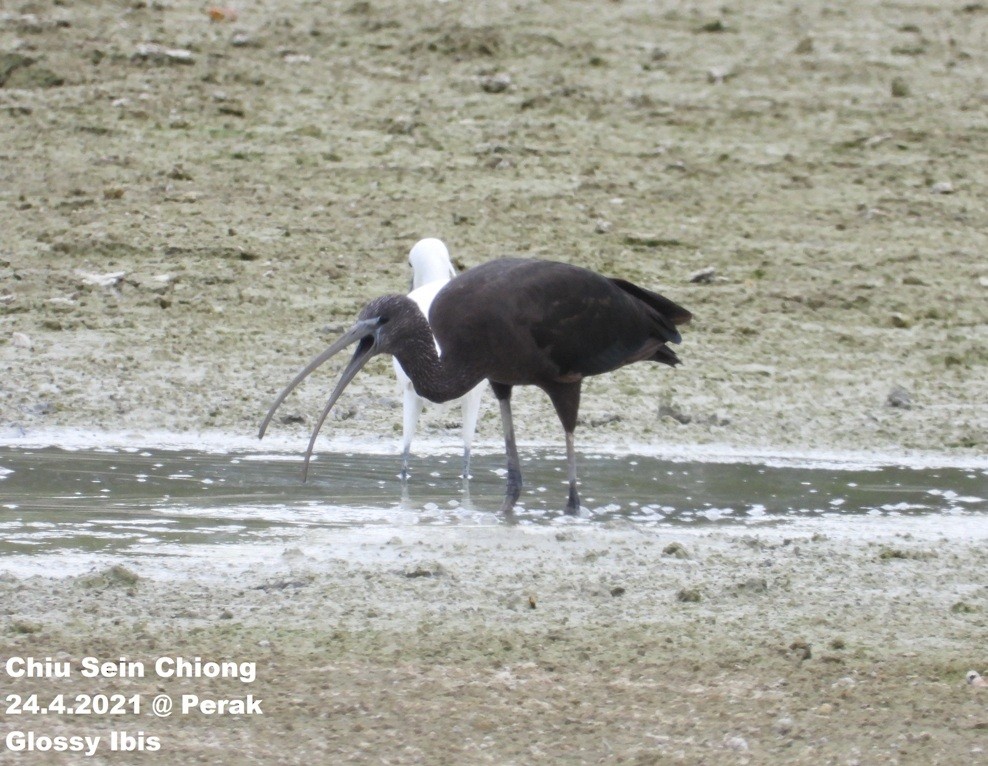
[377,316,390,326]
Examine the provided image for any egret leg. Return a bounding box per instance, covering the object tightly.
[564,430,580,515]
[492,383,521,513]
[400,385,424,480]
[460,384,483,479]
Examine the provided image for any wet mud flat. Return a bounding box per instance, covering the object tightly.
[1,444,987,764]
[2,511,987,765]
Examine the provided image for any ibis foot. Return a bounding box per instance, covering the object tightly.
[564,484,581,515]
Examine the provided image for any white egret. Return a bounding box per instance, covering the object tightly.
[393,238,484,479]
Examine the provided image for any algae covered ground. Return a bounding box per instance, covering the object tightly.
[1,0,985,455]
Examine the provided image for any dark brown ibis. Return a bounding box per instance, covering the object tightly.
[259,258,692,515]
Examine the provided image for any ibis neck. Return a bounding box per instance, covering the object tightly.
[391,319,484,404]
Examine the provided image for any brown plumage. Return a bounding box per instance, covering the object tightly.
[260,258,691,514]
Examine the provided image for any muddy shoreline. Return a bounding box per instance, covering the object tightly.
[3,522,988,764]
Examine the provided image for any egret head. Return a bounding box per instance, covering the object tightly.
[408,238,455,290]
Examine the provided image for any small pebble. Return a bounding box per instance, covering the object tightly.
[707,66,734,84]
[76,270,126,288]
[480,73,511,93]
[402,561,445,578]
[737,576,768,594]
[890,77,911,97]
[724,735,748,752]
[790,639,812,661]
[132,43,194,66]
[11,332,33,349]
[930,181,955,194]
[794,36,814,54]
[967,670,987,687]
[676,587,701,603]
[662,542,690,559]
[887,385,912,409]
[659,402,692,425]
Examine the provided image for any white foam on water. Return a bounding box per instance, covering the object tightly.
[2,427,986,471]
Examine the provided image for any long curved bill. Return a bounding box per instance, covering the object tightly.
[258,318,380,481]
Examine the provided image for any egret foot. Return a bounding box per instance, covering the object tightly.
[399,446,412,481]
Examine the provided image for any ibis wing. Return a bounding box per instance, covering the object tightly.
[430,258,691,383]
[609,278,692,337]
[530,274,676,377]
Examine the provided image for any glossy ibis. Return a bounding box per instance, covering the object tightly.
[393,239,484,479]
[260,258,691,514]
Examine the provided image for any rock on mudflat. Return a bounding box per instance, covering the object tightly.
[887,385,912,409]
[11,332,33,349]
[966,670,987,687]
[890,77,911,97]
[689,266,717,284]
[76,270,126,288]
[663,542,690,559]
[794,36,814,54]
[132,44,195,66]
[480,72,511,93]
[707,66,736,84]
[659,401,692,424]
[0,52,64,88]
[402,561,446,578]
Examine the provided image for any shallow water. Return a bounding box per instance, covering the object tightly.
[1,446,985,575]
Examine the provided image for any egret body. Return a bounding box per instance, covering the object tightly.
[392,239,484,478]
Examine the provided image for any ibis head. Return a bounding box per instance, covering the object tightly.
[258,294,475,480]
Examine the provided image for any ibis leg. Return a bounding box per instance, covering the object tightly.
[544,381,582,515]
[492,383,521,513]
[564,430,580,515]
